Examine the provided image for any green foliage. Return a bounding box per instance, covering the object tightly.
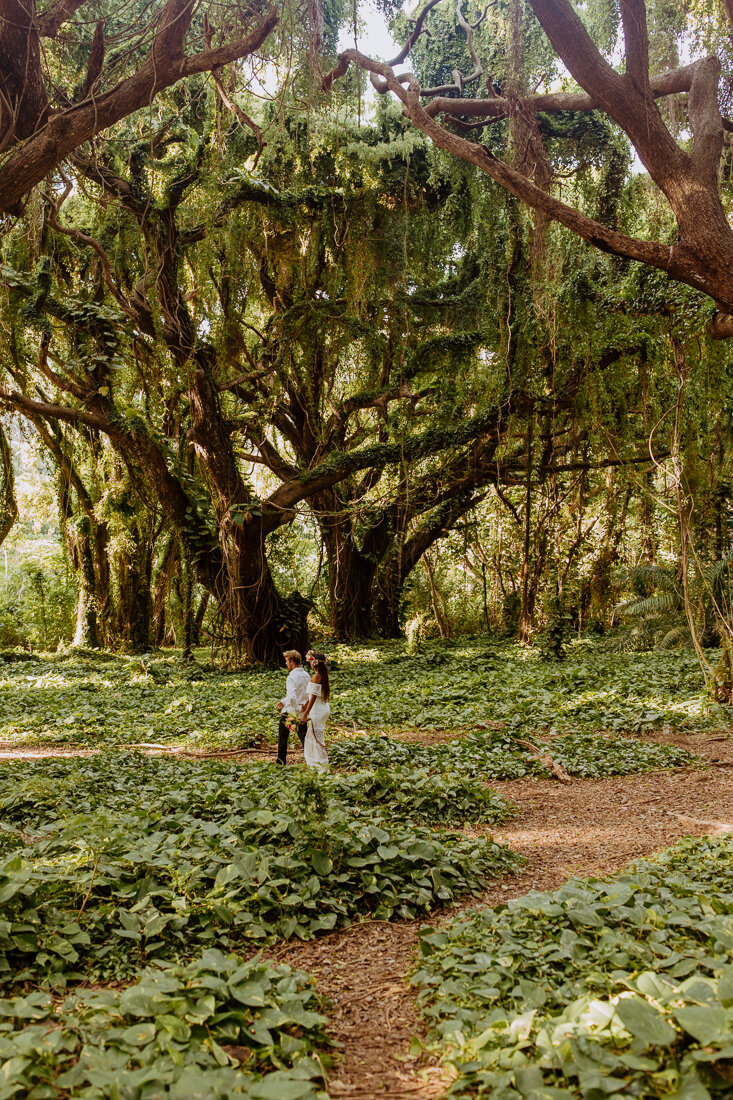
[614,563,688,651]
[0,652,269,748]
[328,641,725,735]
[327,766,516,824]
[0,950,329,1099]
[547,732,698,778]
[537,596,573,661]
[0,754,515,831]
[0,559,73,650]
[413,835,733,1098]
[0,754,520,988]
[329,731,547,779]
[0,641,724,752]
[329,729,698,780]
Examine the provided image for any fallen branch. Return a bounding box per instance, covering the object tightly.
[176,746,272,758]
[124,742,271,757]
[516,739,572,783]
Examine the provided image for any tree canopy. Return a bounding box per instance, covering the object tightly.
[0,0,731,670]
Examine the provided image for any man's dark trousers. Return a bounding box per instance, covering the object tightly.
[277,716,307,765]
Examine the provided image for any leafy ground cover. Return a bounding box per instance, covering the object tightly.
[0,652,269,749]
[0,640,725,750]
[330,641,727,736]
[413,834,733,1098]
[329,730,700,780]
[0,754,520,989]
[0,755,515,832]
[0,950,330,1100]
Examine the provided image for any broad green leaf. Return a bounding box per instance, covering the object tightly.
[308,850,332,875]
[674,1006,730,1044]
[615,996,675,1046]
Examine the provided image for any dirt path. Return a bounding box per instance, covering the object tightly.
[274,733,733,1099]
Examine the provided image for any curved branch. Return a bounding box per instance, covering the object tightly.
[37,0,88,37]
[387,0,444,66]
[421,0,489,96]
[46,194,156,335]
[0,4,278,213]
[422,63,701,118]
[263,404,503,526]
[338,50,673,271]
[0,387,106,429]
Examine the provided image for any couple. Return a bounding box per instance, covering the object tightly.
[276,649,330,769]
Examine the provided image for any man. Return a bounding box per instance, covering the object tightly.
[276,650,310,765]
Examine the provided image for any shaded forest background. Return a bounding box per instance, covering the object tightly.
[1,0,733,674]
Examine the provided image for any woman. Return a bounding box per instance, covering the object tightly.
[300,652,330,769]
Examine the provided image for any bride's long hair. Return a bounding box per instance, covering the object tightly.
[310,651,330,702]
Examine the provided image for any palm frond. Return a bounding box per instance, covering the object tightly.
[617,592,679,618]
[659,624,693,649]
[625,563,677,590]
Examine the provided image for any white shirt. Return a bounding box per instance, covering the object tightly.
[281,666,310,716]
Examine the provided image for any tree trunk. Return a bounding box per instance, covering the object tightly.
[72,532,99,648]
[319,509,379,639]
[372,559,404,638]
[330,551,377,639]
[422,553,453,638]
[115,524,154,652]
[519,408,534,642]
[0,424,17,548]
[181,545,195,659]
[192,591,209,646]
[0,3,279,214]
[222,520,310,662]
[152,533,179,647]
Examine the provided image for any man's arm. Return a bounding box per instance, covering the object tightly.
[280,670,296,712]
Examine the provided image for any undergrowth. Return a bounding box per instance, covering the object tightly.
[0,755,520,989]
[413,834,733,1098]
[0,640,725,750]
[328,729,700,780]
[0,951,330,1099]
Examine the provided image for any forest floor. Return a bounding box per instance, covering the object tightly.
[269,730,733,1099]
[0,726,730,1097]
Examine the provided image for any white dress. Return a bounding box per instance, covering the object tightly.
[303,681,329,769]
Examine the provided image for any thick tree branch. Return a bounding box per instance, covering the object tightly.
[620,0,650,93]
[423,64,700,119]
[0,4,278,212]
[529,0,689,187]
[263,405,503,526]
[0,0,49,147]
[525,0,624,110]
[326,44,733,312]
[348,52,674,270]
[37,0,88,37]
[78,17,105,101]
[0,387,106,429]
[688,54,724,188]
